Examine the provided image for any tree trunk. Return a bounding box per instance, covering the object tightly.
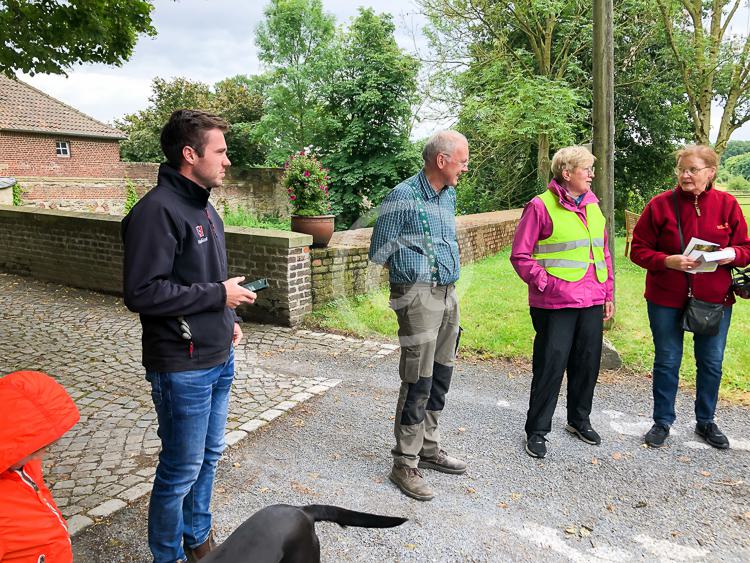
[536,133,550,186]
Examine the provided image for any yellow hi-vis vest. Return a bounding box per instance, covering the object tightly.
[532,190,608,283]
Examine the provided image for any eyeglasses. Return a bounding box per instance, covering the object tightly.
[675,166,711,176]
[440,153,469,166]
[582,166,595,175]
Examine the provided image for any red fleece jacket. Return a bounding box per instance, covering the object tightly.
[630,186,750,308]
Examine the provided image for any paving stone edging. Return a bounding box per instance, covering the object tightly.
[66,379,342,537]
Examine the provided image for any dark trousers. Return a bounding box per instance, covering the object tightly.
[525,306,603,436]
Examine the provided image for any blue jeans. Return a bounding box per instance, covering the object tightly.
[145,349,234,563]
[647,302,732,427]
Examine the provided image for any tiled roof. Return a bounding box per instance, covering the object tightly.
[0,76,125,139]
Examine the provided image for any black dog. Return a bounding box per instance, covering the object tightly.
[202,504,407,563]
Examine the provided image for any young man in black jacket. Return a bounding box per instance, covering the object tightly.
[122,110,256,563]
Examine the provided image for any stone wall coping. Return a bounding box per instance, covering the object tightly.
[0,204,122,224]
[0,206,313,248]
[312,209,524,257]
[225,226,312,248]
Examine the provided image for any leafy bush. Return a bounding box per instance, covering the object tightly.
[222,206,291,230]
[124,180,139,214]
[12,182,24,206]
[724,153,750,181]
[727,175,750,191]
[282,150,331,216]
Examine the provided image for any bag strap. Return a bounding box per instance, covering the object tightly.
[673,189,729,304]
[407,178,439,284]
[672,190,694,298]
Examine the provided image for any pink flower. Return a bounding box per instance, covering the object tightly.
[290,195,297,200]
[303,170,310,177]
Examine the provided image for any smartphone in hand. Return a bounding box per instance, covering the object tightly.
[242,278,269,292]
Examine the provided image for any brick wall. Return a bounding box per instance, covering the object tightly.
[310,210,522,306]
[0,206,312,326]
[0,131,123,178]
[13,163,289,218]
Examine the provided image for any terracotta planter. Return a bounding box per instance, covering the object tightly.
[291,214,335,247]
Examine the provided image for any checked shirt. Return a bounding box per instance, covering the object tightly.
[369,170,460,285]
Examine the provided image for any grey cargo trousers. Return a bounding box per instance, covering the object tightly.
[390,283,461,468]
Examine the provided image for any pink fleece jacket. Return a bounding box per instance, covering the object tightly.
[510,179,614,309]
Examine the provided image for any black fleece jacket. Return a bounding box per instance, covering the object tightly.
[121,164,236,372]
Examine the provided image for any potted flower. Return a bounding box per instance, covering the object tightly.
[283,149,335,247]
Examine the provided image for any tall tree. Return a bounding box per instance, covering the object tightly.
[117,76,265,167]
[320,9,421,228]
[655,0,750,155]
[420,0,591,184]
[0,0,155,76]
[254,0,335,164]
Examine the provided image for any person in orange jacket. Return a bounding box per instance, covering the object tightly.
[0,370,80,562]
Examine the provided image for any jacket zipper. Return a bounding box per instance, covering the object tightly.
[15,468,69,533]
[694,193,701,217]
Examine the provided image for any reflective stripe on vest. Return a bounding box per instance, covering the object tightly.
[532,190,608,282]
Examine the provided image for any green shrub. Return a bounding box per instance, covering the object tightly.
[12,182,24,206]
[727,175,750,191]
[223,206,291,230]
[124,180,140,214]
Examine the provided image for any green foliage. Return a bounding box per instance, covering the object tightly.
[0,1,155,76]
[12,182,24,206]
[283,151,331,216]
[222,207,291,230]
[721,141,750,164]
[611,0,692,223]
[727,175,750,191]
[320,9,421,228]
[117,76,266,167]
[724,153,750,182]
[455,70,584,213]
[123,180,139,214]
[254,0,336,164]
[421,0,591,209]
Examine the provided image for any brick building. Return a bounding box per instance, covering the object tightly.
[0,76,126,178]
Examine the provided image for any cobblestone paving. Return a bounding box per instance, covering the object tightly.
[0,272,397,535]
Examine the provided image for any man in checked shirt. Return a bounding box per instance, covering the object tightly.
[369,130,469,501]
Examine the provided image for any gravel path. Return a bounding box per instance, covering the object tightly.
[73,344,750,562]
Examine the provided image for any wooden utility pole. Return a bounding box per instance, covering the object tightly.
[593,0,615,328]
[593,0,615,305]
[593,0,615,254]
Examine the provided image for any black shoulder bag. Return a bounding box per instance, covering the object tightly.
[673,191,725,336]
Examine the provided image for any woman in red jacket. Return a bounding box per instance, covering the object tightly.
[0,371,80,562]
[631,145,750,449]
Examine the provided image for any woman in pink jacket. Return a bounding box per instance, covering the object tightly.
[511,146,614,459]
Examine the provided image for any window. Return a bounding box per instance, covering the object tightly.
[55,140,70,157]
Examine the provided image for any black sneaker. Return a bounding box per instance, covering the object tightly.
[525,434,547,458]
[644,423,670,448]
[695,421,730,449]
[565,422,601,445]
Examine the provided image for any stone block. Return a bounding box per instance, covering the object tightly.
[88,499,126,518]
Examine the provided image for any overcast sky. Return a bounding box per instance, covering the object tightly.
[17,0,750,142]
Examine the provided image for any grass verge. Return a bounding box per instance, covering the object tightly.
[308,238,750,398]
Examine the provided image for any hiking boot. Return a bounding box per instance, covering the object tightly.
[695,421,730,449]
[525,434,547,458]
[389,465,434,501]
[418,449,467,475]
[185,530,217,563]
[644,423,670,448]
[565,422,601,445]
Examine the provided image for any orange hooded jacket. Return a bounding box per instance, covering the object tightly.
[0,371,80,562]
